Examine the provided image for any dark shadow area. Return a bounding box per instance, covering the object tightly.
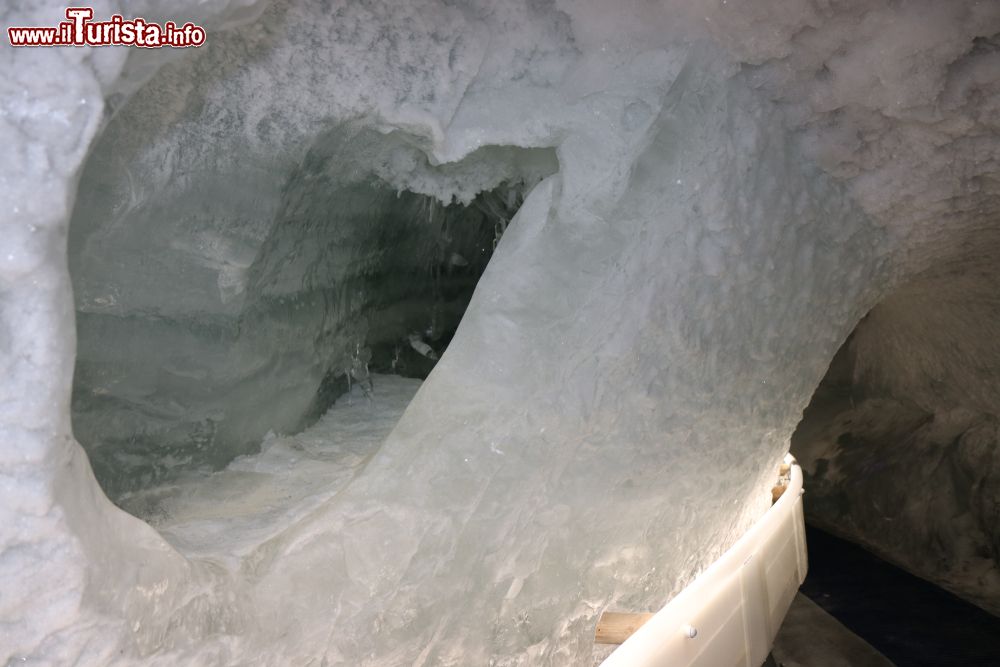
[801,525,1000,666]
[791,238,1000,615]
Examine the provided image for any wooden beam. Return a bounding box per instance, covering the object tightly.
[772,483,787,504]
[595,611,655,645]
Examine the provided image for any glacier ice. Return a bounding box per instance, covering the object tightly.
[2,0,999,665]
[70,127,539,496]
[117,374,422,568]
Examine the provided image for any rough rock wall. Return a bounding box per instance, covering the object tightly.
[793,248,1000,615]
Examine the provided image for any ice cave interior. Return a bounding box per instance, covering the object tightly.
[1,0,999,665]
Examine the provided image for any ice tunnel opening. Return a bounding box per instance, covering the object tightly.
[66,112,548,520]
[791,225,1000,617]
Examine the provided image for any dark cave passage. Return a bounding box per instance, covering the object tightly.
[800,525,1000,666]
[791,226,1000,617]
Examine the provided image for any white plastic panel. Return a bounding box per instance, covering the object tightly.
[600,459,807,667]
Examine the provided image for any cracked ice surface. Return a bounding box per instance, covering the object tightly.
[2,0,998,665]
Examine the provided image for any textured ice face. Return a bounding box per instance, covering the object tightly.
[67,0,560,498]
[70,118,544,496]
[2,0,998,665]
[733,0,1000,616]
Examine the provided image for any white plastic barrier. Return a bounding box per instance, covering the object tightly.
[600,455,807,667]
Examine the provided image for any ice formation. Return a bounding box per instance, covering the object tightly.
[1,0,999,665]
[117,375,421,569]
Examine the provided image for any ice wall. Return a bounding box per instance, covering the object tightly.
[65,0,560,499]
[738,0,1000,614]
[0,2,274,663]
[2,0,997,665]
[71,113,543,496]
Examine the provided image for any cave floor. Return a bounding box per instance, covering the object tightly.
[800,525,1000,666]
[116,374,421,567]
[771,594,894,667]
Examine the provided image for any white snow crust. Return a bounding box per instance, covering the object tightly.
[2,0,999,665]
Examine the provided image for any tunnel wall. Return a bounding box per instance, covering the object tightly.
[793,248,1000,614]
[744,0,1000,615]
[1,0,998,665]
[70,110,552,497]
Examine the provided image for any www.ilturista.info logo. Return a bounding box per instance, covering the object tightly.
[7,7,206,48]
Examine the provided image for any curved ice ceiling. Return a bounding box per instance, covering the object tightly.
[1,0,998,665]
